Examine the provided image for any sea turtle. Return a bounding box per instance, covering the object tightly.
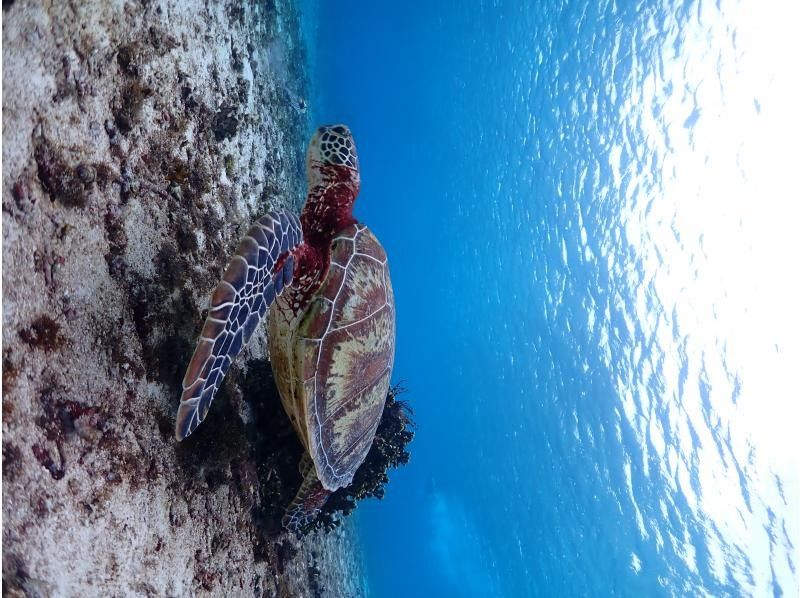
[175,124,396,531]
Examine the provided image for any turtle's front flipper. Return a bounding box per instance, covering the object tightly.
[282,466,331,533]
[175,211,302,441]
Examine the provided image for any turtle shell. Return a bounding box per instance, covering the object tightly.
[268,223,395,491]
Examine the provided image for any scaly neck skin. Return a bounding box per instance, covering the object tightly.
[300,181,357,248]
[300,162,359,248]
[288,164,359,305]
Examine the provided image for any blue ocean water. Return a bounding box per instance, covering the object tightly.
[298,1,799,595]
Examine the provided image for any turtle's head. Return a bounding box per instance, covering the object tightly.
[306,124,360,195]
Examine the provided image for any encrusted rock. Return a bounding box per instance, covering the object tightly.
[1,1,368,596]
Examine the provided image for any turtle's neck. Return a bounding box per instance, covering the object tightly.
[285,181,358,313]
[300,170,358,249]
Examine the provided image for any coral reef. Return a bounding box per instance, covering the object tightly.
[2,1,365,595]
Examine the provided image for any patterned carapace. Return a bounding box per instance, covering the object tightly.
[176,125,396,533]
[270,223,395,491]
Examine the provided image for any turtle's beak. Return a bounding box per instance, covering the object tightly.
[307,130,321,163]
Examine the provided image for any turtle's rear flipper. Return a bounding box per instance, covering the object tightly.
[298,452,314,477]
[175,211,302,441]
[282,468,331,533]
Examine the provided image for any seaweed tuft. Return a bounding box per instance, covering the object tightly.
[34,139,91,207]
[112,80,152,134]
[18,316,65,352]
[242,359,304,537]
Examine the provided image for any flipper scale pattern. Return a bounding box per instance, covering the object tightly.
[175,211,302,440]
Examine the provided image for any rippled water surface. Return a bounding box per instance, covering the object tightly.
[302,0,799,595]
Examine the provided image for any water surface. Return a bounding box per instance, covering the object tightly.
[301,1,799,595]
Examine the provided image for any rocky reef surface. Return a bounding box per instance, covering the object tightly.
[2,1,365,595]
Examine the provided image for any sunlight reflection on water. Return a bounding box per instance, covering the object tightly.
[607,0,799,592]
[492,0,800,593]
[305,0,800,594]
